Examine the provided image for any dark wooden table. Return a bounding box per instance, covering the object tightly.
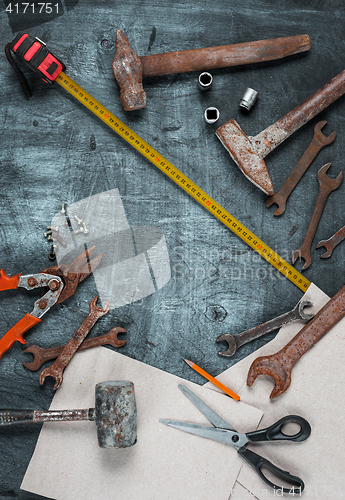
[1,1,344,498]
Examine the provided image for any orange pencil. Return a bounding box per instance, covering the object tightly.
[184,359,240,401]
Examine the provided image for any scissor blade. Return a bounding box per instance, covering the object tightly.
[178,384,236,431]
[78,252,103,283]
[159,420,248,448]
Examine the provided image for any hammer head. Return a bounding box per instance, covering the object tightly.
[112,29,147,111]
[215,119,274,196]
[95,380,137,448]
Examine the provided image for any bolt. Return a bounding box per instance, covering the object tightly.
[82,222,89,235]
[47,235,53,241]
[61,203,66,214]
[38,299,48,310]
[74,228,84,234]
[27,277,38,287]
[47,225,59,231]
[74,215,83,225]
[44,230,53,237]
[48,279,60,291]
[48,245,57,261]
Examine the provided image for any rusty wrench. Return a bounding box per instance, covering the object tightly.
[266,121,336,216]
[39,296,110,389]
[292,163,343,270]
[247,283,345,399]
[316,223,345,258]
[216,300,314,357]
[23,327,126,371]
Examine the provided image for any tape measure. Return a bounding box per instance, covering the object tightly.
[6,33,310,292]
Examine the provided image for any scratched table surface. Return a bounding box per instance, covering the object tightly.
[0,0,345,498]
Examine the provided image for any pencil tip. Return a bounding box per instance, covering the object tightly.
[184,359,194,367]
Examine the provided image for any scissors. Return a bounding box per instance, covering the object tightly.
[160,384,311,494]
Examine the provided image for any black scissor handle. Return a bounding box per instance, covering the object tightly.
[238,447,304,494]
[246,415,311,443]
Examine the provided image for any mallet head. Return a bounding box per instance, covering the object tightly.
[112,30,147,111]
[215,119,274,196]
[94,380,137,448]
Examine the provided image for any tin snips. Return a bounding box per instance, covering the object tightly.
[0,246,102,359]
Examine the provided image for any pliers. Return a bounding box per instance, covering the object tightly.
[0,246,102,359]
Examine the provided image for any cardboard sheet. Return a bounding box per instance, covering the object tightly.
[206,283,345,499]
[21,348,262,500]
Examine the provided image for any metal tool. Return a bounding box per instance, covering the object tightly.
[5,33,311,292]
[247,283,345,399]
[112,29,310,111]
[316,223,345,258]
[198,72,213,91]
[0,247,102,359]
[160,384,310,493]
[39,296,110,390]
[217,300,314,357]
[23,327,127,371]
[292,163,343,270]
[239,87,258,111]
[0,380,137,449]
[204,107,220,124]
[266,121,336,216]
[216,68,345,196]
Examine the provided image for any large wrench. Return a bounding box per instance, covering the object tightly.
[316,223,345,258]
[247,284,345,399]
[292,163,343,270]
[216,301,314,357]
[23,327,126,371]
[39,296,110,390]
[266,121,336,216]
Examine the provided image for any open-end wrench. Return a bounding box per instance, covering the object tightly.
[292,163,343,270]
[316,223,345,258]
[23,327,126,371]
[266,121,336,216]
[216,300,314,357]
[247,283,345,399]
[39,296,110,390]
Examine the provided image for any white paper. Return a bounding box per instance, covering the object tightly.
[21,348,263,500]
[206,283,345,499]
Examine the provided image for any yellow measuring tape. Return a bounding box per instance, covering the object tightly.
[56,71,310,292]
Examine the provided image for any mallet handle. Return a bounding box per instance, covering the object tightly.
[141,34,310,77]
[0,408,93,425]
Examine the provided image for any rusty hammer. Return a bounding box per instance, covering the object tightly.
[112,29,310,111]
[0,380,137,448]
[216,68,345,196]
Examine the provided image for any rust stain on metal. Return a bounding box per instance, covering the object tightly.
[247,284,345,399]
[39,296,110,390]
[216,68,345,195]
[112,30,310,111]
[316,223,345,258]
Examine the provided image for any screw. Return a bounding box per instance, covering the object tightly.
[47,235,53,241]
[44,230,53,237]
[48,245,57,261]
[61,203,66,214]
[74,228,84,234]
[38,299,48,310]
[82,222,89,235]
[74,215,83,225]
[47,225,58,231]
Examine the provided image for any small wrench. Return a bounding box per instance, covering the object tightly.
[39,296,110,390]
[266,121,336,216]
[316,223,345,258]
[216,301,314,357]
[247,283,345,399]
[292,163,343,270]
[23,327,126,371]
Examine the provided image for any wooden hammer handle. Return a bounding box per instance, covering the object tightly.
[140,34,310,77]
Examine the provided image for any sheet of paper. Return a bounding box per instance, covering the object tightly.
[206,283,345,499]
[21,348,262,500]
